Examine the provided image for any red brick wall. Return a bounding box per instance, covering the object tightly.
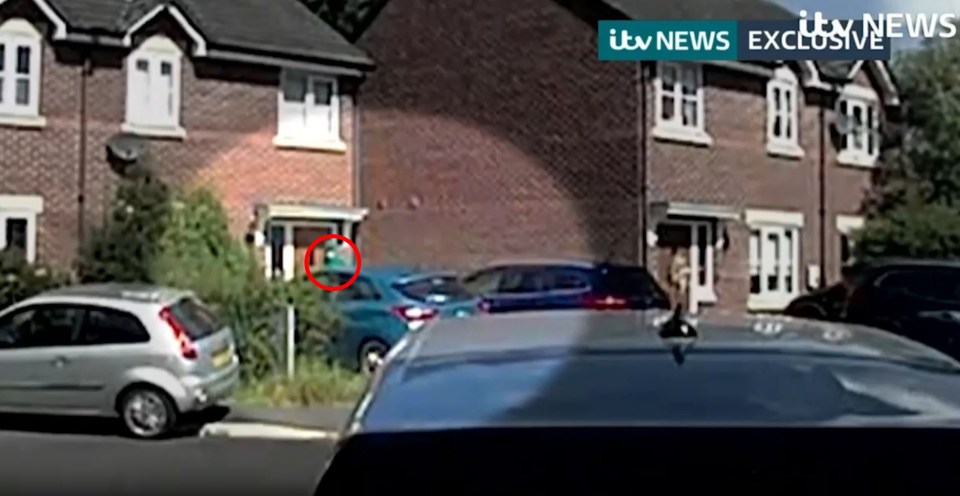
[358,0,886,313]
[0,2,355,269]
[357,0,640,270]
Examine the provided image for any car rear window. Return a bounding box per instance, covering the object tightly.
[395,276,474,304]
[169,297,223,340]
[596,267,667,297]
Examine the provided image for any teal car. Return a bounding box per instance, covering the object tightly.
[316,266,486,373]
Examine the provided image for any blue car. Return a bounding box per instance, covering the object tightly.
[462,259,671,313]
[316,266,485,373]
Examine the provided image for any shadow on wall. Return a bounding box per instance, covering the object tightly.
[357,0,642,270]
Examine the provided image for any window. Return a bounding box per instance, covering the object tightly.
[125,35,182,132]
[838,85,881,166]
[0,305,83,349]
[767,66,801,157]
[749,226,800,307]
[877,269,960,302]
[337,276,380,301]
[654,62,710,145]
[276,70,341,146]
[0,194,41,263]
[79,307,150,345]
[499,269,544,294]
[543,268,591,292]
[462,269,505,295]
[0,19,42,118]
[837,215,864,267]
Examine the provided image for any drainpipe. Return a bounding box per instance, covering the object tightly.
[77,53,92,259]
[818,86,828,289]
[637,61,649,268]
[351,82,363,248]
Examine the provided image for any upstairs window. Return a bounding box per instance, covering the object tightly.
[766,66,801,157]
[0,19,42,117]
[276,70,341,147]
[656,62,704,131]
[837,85,881,167]
[125,35,182,132]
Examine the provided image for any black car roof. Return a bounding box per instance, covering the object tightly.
[391,310,951,365]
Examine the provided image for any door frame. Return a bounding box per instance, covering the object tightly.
[657,219,716,314]
[263,220,340,281]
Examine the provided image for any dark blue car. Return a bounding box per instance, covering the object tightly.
[316,266,484,373]
[461,260,671,313]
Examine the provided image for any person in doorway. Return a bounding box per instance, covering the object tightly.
[668,250,691,310]
[324,239,348,268]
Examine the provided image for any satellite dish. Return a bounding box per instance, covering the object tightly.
[105,132,147,164]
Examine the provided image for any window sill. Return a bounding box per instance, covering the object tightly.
[767,141,805,160]
[652,125,714,147]
[0,114,47,129]
[748,294,797,312]
[121,123,186,140]
[837,150,878,168]
[273,135,348,153]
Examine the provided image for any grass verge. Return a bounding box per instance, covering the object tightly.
[235,357,368,407]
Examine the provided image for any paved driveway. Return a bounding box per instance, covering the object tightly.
[0,416,334,496]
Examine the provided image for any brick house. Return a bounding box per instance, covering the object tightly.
[0,0,373,281]
[353,0,900,314]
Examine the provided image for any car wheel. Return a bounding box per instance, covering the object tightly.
[119,387,178,440]
[358,339,389,375]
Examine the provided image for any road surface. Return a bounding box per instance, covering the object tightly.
[0,416,334,496]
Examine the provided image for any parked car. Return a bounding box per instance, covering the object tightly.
[0,283,239,439]
[314,309,960,493]
[783,264,861,320]
[461,259,671,313]
[316,266,485,373]
[785,258,960,360]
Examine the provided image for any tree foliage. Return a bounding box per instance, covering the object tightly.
[855,36,960,260]
[300,0,380,41]
[77,170,171,283]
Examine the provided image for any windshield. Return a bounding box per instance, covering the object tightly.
[169,297,223,340]
[360,351,960,430]
[394,275,475,304]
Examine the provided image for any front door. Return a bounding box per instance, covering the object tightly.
[656,220,715,314]
[657,224,693,312]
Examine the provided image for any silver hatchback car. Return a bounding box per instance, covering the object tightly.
[0,283,240,439]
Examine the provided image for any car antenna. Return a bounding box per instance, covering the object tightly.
[658,303,698,366]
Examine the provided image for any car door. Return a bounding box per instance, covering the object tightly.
[462,267,508,312]
[538,267,592,310]
[0,304,84,413]
[59,305,153,414]
[873,268,960,358]
[331,275,395,357]
[493,267,548,313]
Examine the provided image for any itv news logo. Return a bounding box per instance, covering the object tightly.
[596,12,960,61]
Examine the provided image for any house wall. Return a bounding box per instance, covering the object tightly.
[357,0,641,270]
[0,0,355,270]
[355,0,890,314]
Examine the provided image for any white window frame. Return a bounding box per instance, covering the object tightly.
[837,84,880,167]
[766,66,803,158]
[0,19,43,125]
[653,61,712,146]
[0,194,43,264]
[273,70,345,152]
[745,209,804,311]
[837,214,864,266]
[123,35,184,138]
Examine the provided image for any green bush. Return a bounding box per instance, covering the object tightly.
[0,248,70,310]
[150,187,342,381]
[77,171,171,283]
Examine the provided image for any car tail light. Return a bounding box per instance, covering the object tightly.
[585,294,629,310]
[392,305,439,322]
[477,300,490,313]
[160,307,198,360]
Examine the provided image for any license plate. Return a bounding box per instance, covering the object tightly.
[212,347,232,368]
